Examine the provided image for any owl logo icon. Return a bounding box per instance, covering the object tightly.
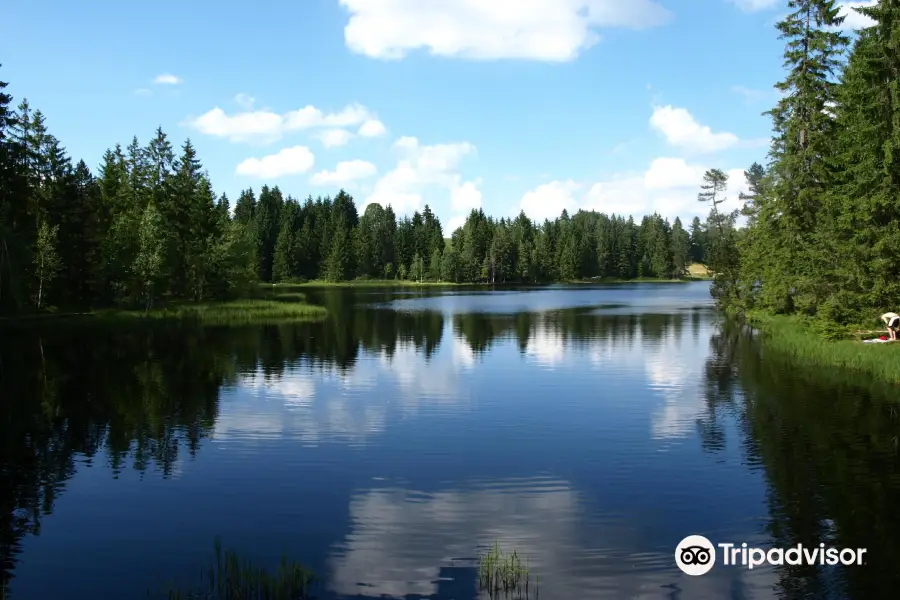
[675,535,716,576]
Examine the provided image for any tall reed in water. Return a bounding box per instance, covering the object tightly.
[477,541,538,599]
[150,538,315,600]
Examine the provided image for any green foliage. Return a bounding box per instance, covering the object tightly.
[728,0,900,329]
[32,220,60,309]
[133,201,166,311]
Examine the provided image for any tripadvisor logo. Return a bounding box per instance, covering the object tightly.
[674,535,867,576]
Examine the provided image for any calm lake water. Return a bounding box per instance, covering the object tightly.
[3,281,900,599]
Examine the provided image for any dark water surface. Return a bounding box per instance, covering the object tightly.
[3,282,900,599]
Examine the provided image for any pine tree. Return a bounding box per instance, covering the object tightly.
[234,188,256,225]
[324,215,351,282]
[755,0,849,313]
[671,217,691,277]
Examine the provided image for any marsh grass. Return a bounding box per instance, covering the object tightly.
[748,313,900,384]
[101,299,327,326]
[150,538,316,600]
[0,289,327,328]
[478,542,538,599]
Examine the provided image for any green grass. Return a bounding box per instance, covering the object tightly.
[747,312,900,384]
[687,263,712,279]
[478,542,538,599]
[1,290,327,327]
[150,538,315,600]
[106,299,326,325]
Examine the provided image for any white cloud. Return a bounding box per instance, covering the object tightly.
[338,0,672,62]
[446,179,484,232]
[838,1,877,30]
[643,157,707,190]
[235,146,316,179]
[317,129,354,148]
[650,105,740,154]
[310,160,378,185]
[234,93,256,109]
[520,180,580,223]
[187,103,379,144]
[133,88,152,97]
[519,158,750,223]
[730,0,779,12]
[153,73,182,85]
[365,136,477,214]
[450,180,483,213]
[358,119,387,137]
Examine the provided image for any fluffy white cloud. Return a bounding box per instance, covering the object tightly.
[445,179,484,232]
[730,0,779,12]
[310,160,378,185]
[338,0,672,61]
[519,158,750,223]
[450,180,483,213]
[650,105,740,154]
[365,136,477,214]
[839,1,877,29]
[235,146,315,178]
[234,93,256,109]
[187,103,379,144]
[358,119,387,137]
[520,180,580,223]
[317,129,354,148]
[153,73,181,85]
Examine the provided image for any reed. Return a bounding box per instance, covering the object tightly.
[150,538,316,600]
[477,542,538,599]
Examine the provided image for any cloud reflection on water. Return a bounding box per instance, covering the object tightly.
[328,478,779,599]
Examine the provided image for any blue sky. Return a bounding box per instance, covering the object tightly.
[1,0,874,231]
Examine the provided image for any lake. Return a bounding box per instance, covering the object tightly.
[2,281,899,599]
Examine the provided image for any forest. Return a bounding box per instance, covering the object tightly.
[708,0,900,328]
[0,66,722,317]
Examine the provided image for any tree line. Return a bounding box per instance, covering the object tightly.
[705,0,900,327]
[0,66,721,316]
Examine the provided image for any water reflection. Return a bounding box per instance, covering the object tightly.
[330,478,780,599]
[2,284,900,599]
[700,321,900,599]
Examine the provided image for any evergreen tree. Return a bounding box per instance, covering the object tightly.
[671,217,691,277]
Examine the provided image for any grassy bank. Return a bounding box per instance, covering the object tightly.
[102,298,326,325]
[687,263,712,279]
[747,312,900,384]
[1,295,326,327]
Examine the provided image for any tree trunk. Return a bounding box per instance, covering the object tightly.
[37,258,44,309]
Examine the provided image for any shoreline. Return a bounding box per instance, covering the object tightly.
[272,276,707,288]
[0,298,327,327]
[0,275,710,325]
[746,312,900,385]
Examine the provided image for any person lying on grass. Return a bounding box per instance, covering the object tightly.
[881,312,900,341]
